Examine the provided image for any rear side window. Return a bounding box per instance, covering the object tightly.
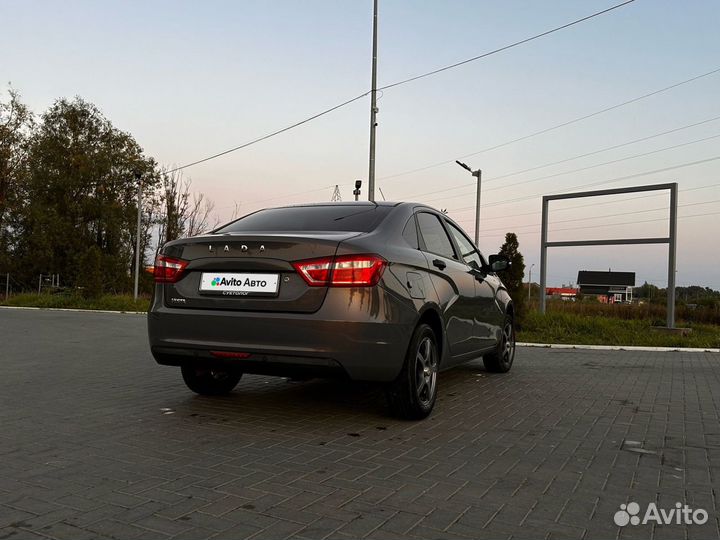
[215,205,392,233]
[402,216,419,248]
[416,212,455,259]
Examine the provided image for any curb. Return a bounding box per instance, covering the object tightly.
[0,305,146,315]
[517,342,720,353]
[2,306,718,353]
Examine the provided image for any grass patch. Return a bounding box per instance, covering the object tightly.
[1,293,150,312]
[519,310,720,349]
[3,293,719,349]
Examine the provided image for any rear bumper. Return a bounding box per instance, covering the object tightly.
[147,286,417,382]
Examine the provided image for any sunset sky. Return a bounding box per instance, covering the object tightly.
[2,0,719,288]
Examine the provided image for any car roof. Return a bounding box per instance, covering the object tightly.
[273,201,448,211]
[276,201,400,208]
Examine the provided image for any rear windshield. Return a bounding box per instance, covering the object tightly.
[215,205,393,233]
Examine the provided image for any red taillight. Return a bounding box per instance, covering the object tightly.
[292,254,387,287]
[331,254,387,286]
[292,257,333,286]
[153,254,188,283]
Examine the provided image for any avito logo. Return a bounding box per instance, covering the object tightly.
[210,276,268,288]
[614,502,708,527]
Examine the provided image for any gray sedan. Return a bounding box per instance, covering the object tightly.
[148,202,515,419]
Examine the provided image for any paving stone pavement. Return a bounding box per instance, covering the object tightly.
[1,309,719,540]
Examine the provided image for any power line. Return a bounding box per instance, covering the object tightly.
[377,0,635,90]
[469,198,720,233]
[444,156,720,211]
[164,93,370,174]
[488,132,720,192]
[448,182,720,218]
[218,113,720,214]
[417,132,720,205]
[165,1,637,174]
[472,210,719,238]
[378,67,720,182]
[394,115,720,200]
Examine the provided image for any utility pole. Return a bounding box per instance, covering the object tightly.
[367,0,378,202]
[133,171,142,301]
[331,185,342,202]
[455,161,482,246]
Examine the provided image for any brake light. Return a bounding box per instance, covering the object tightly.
[331,254,386,286]
[292,254,386,287]
[153,254,188,283]
[292,257,333,286]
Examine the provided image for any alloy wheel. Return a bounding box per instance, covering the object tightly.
[415,336,437,406]
[501,322,515,367]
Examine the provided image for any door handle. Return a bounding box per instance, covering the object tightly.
[432,259,446,270]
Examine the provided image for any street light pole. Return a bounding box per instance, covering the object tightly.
[133,172,142,301]
[528,263,535,301]
[455,161,482,245]
[367,0,378,202]
[473,169,481,246]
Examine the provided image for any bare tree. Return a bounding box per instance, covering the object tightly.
[186,193,218,237]
[156,168,217,244]
[157,168,189,245]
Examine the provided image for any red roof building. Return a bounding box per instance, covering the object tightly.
[545,287,579,298]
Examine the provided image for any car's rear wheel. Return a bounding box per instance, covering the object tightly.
[181,364,242,395]
[386,323,438,420]
[483,313,515,373]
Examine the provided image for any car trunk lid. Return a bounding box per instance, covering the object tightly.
[161,232,359,313]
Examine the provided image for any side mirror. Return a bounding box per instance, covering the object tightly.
[488,254,510,272]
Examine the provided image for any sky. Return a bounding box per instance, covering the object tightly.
[2,0,719,289]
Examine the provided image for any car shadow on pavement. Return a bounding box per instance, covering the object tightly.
[153,359,497,431]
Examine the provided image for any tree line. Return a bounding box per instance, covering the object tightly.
[0,88,217,296]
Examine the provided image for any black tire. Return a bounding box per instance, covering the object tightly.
[483,313,516,373]
[181,364,242,396]
[386,323,439,420]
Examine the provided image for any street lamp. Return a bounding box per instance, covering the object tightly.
[528,263,535,301]
[455,161,482,246]
[133,171,142,301]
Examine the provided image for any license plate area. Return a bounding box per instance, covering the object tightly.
[199,272,280,297]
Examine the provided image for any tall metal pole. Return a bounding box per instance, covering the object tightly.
[473,170,482,246]
[539,197,549,314]
[666,182,678,328]
[133,174,143,301]
[367,0,378,202]
[528,263,535,301]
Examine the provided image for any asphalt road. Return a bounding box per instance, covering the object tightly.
[1,308,719,540]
